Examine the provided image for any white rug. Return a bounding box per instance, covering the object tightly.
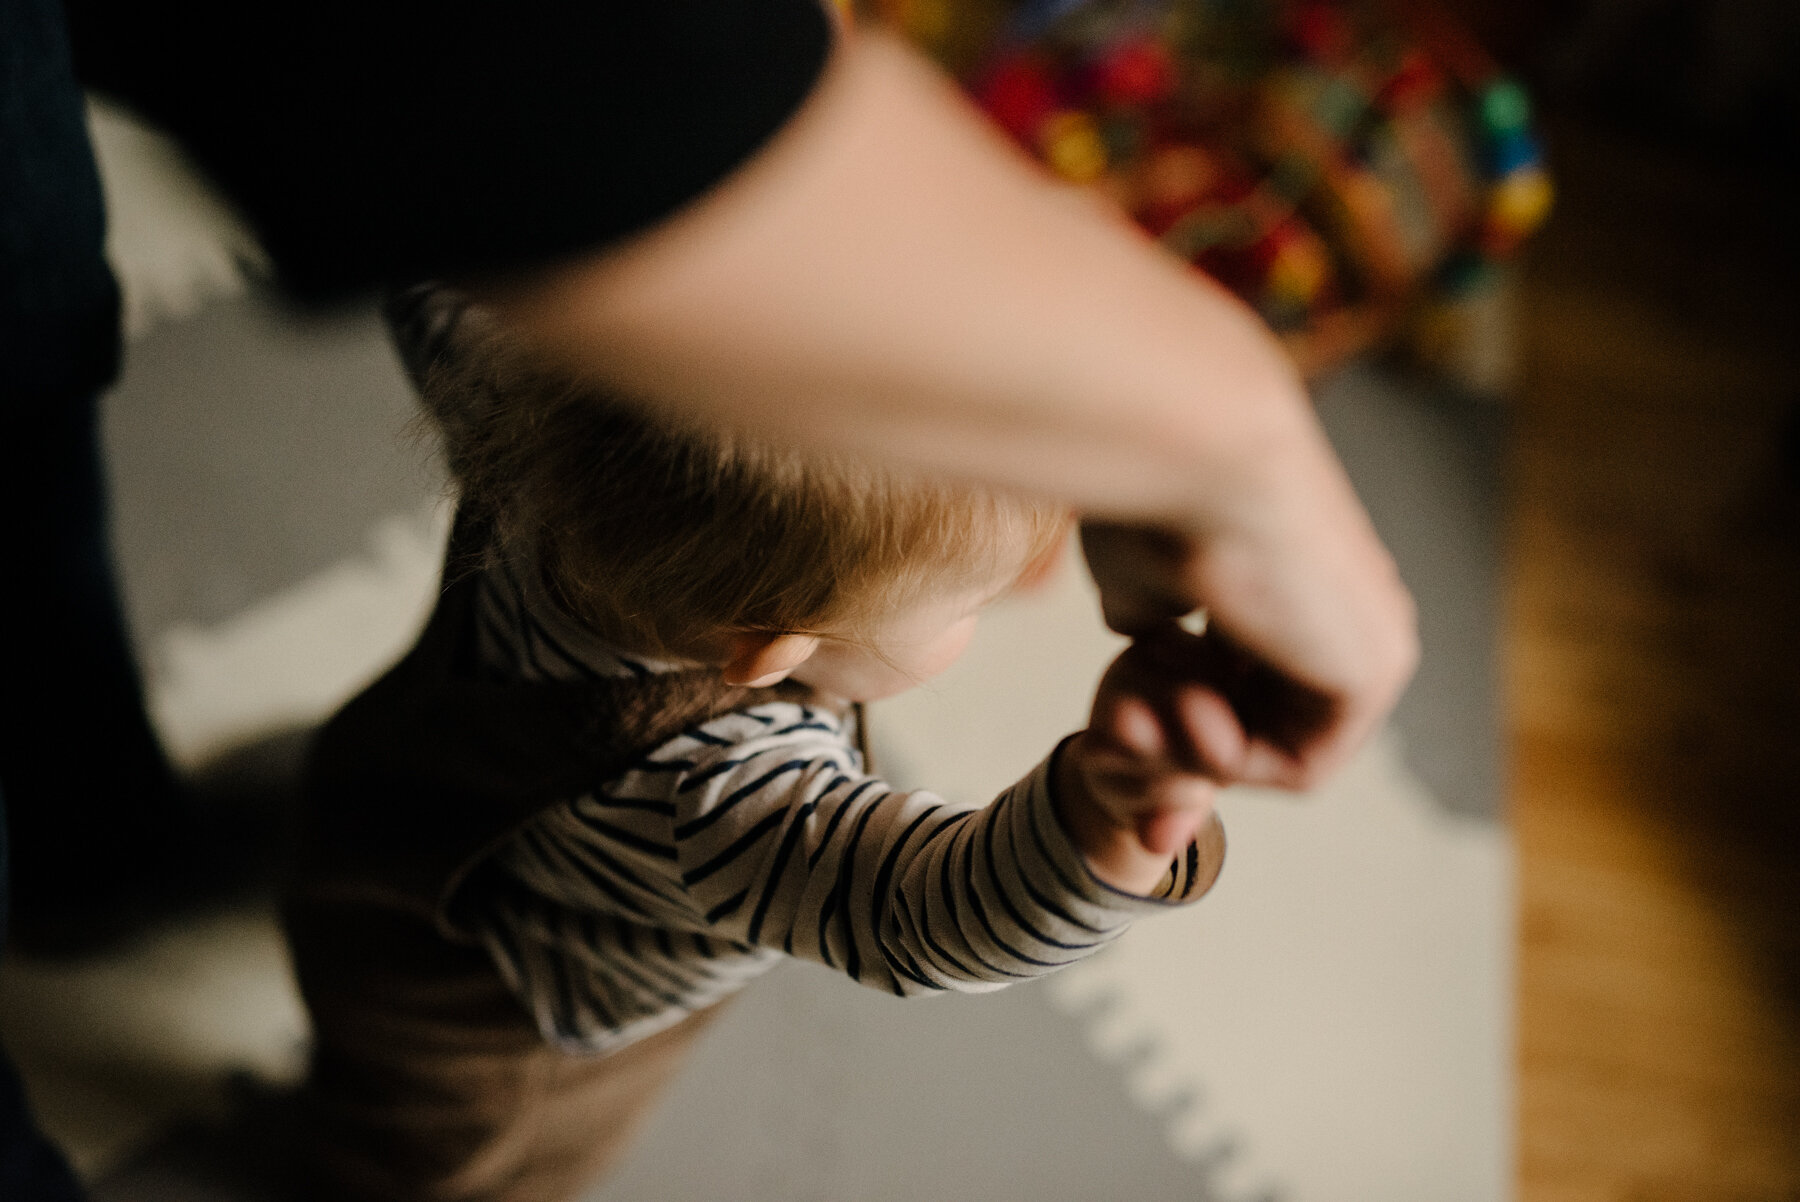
[855,536,1513,1202]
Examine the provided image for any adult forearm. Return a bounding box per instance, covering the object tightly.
[477,30,1416,788]
[474,30,1307,524]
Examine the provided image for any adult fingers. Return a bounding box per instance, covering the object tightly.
[1081,516,1416,792]
[1080,521,1193,635]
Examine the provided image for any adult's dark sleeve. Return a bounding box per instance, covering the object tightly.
[65,1,834,301]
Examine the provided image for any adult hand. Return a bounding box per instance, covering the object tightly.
[1081,438,1417,791]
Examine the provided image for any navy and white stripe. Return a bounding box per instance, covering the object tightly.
[464,561,1214,1054]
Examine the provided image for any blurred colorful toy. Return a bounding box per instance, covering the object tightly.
[868,0,1551,375]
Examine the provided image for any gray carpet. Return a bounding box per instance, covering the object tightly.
[1315,367,1505,822]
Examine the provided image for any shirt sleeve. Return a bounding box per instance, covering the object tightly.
[481,704,1222,1016]
[66,0,833,299]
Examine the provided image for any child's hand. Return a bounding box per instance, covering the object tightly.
[1055,627,1240,895]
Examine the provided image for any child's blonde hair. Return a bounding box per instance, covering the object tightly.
[417,303,1067,661]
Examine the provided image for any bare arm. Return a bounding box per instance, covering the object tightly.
[475,31,1416,787]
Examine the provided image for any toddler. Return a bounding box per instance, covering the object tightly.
[284,284,1226,1202]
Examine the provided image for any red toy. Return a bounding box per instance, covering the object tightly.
[870,0,1551,375]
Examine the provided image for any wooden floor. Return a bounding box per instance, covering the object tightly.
[1509,117,1800,1200]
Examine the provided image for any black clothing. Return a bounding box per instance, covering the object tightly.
[65,0,834,300]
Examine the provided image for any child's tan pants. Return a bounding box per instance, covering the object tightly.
[284,893,722,1202]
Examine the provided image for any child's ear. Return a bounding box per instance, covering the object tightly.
[720,633,821,688]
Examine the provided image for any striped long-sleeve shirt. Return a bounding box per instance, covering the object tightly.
[464,557,1222,1055]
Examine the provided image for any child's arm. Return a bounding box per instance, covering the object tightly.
[473,694,1227,1050]
[1055,630,1238,896]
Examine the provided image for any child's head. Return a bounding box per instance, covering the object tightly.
[418,298,1067,700]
